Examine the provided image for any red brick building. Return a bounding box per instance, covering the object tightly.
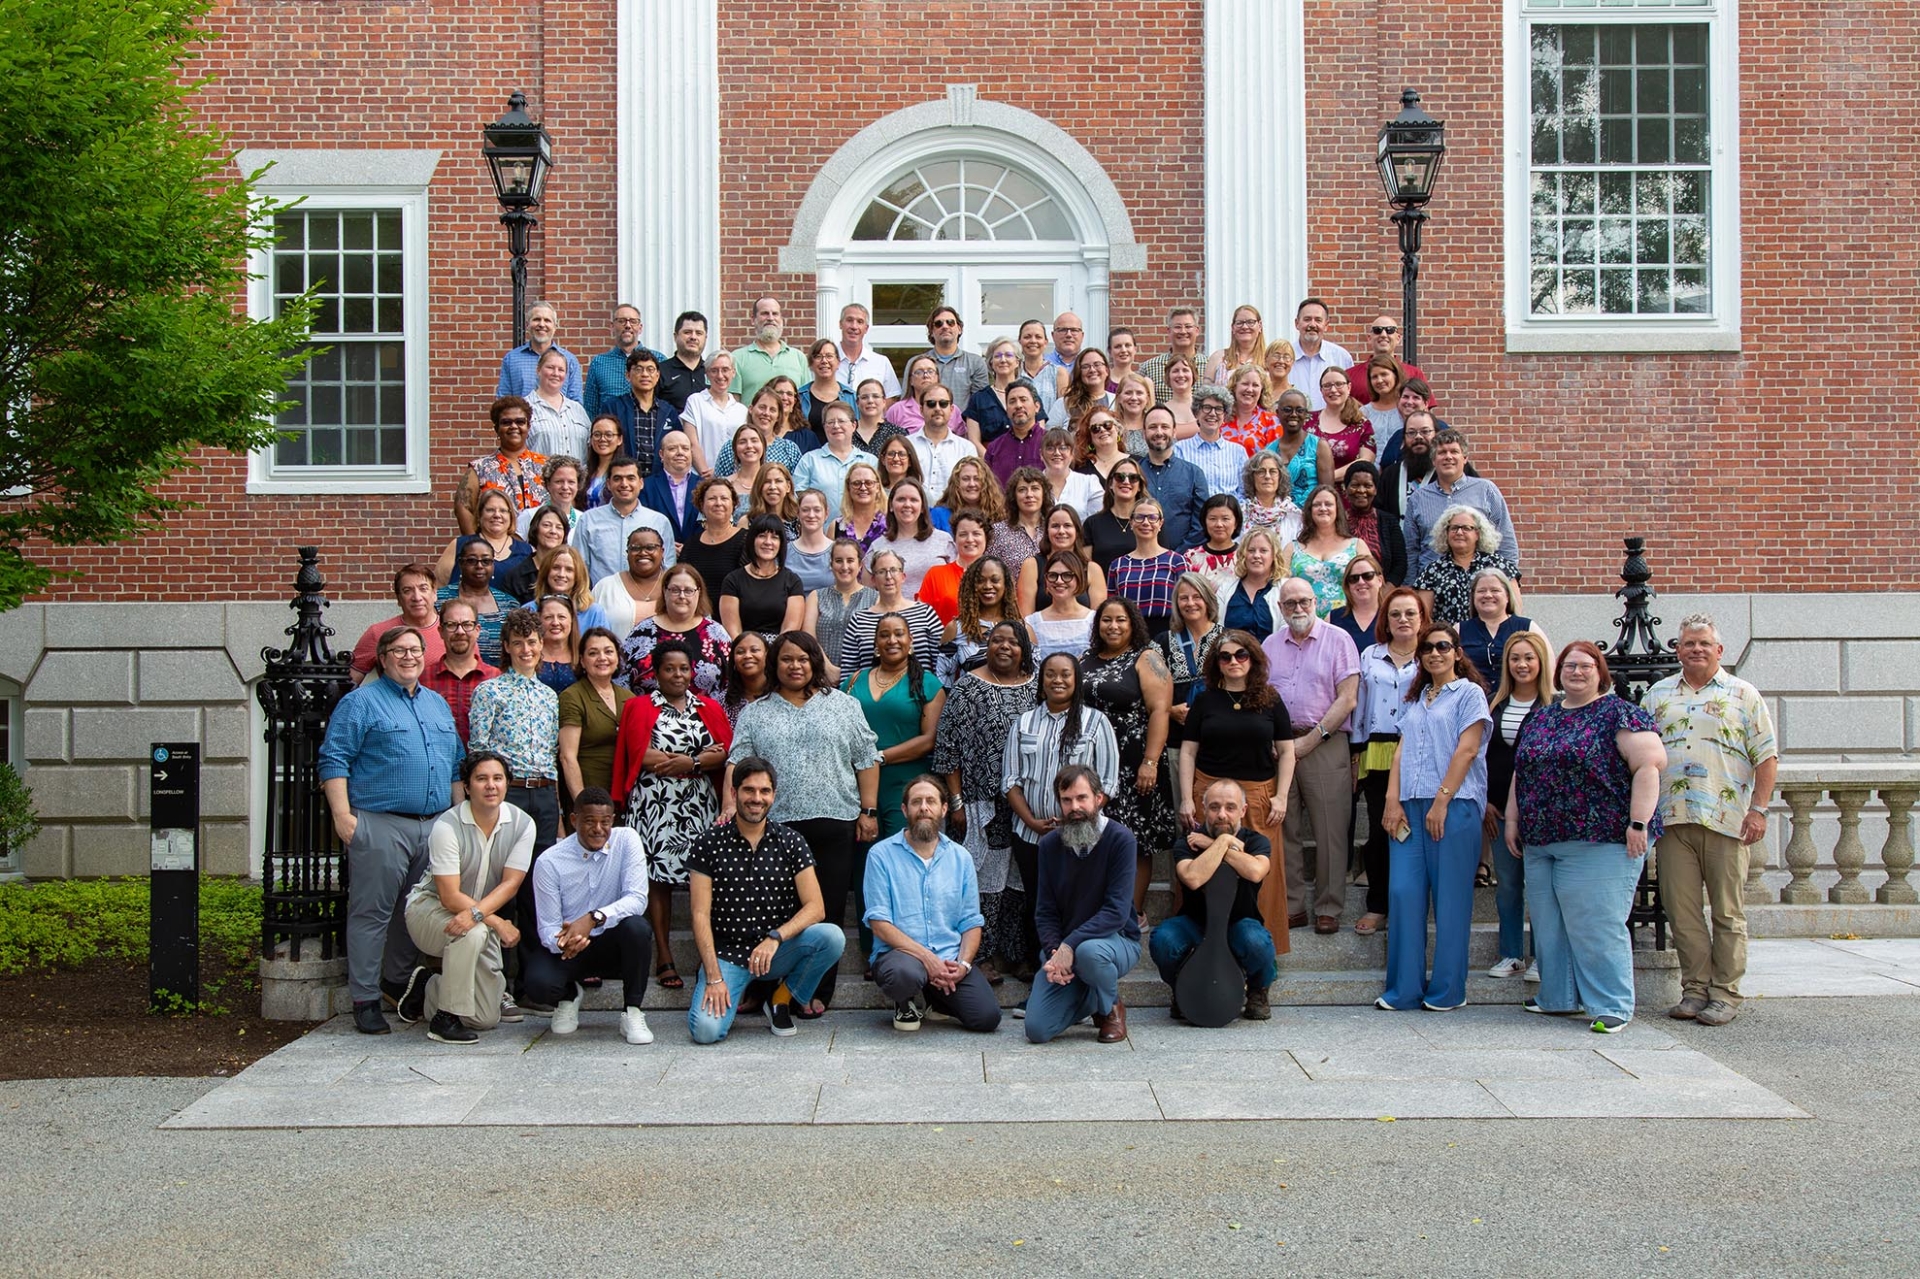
[5,0,1916,877]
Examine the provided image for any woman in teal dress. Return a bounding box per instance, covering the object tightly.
[844,612,947,836]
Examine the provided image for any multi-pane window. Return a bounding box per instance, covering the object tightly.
[853,159,1072,242]
[1508,0,1737,348]
[270,210,408,468]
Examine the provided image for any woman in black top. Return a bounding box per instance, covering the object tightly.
[1081,458,1147,573]
[681,476,750,605]
[718,515,805,642]
[1176,629,1296,946]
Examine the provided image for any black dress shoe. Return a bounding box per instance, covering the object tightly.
[353,1001,392,1035]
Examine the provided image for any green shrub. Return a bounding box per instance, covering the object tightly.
[0,763,39,860]
[0,876,262,977]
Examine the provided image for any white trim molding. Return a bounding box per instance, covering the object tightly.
[238,149,440,495]
[1502,0,1742,353]
[618,0,721,345]
[1203,0,1309,359]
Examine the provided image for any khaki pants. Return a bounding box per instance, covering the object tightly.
[1656,824,1749,1006]
[403,894,506,1029]
[1283,731,1353,921]
[1193,769,1290,957]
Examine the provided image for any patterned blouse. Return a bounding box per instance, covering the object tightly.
[715,435,802,478]
[1311,418,1373,469]
[469,448,549,512]
[620,616,732,699]
[834,509,889,556]
[1413,552,1520,627]
[728,689,879,824]
[988,521,1044,575]
[1221,411,1278,455]
[467,670,560,782]
[1107,549,1188,624]
[930,673,1039,802]
[1513,695,1665,848]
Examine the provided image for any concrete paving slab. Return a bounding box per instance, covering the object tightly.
[982,1048,1308,1084]
[1597,1048,1752,1083]
[469,1081,826,1126]
[813,1079,1163,1124]
[1153,1077,1511,1121]
[1742,941,1920,997]
[1406,1011,1681,1050]
[1482,1077,1808,1120]
[659,1049,988,1086]
[162,1084,487,1129]
[1121,1011,1433,1053]
[1291,1048,1629,1082]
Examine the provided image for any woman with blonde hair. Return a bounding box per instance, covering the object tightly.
[1112,371,1156,457]
[963,336,1025,448]
[1205,304,1269,385]
[1261,340,1296,409]
[1485,629,1557,979]
[834,460,889,554]
[747,461,799,536]
[1223,364,1279,454]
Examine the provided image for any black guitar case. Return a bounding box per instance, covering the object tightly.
[1172,864,1247,1028]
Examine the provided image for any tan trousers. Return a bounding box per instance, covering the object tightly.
[1282,731,1353,920]
[1655,823,1749,1006]
[1193,769,1290,957]
[404,894,506,1029]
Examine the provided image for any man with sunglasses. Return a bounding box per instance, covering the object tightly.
[1344,313,1428,406]
[920,305,990,405]
[907,381,982,505]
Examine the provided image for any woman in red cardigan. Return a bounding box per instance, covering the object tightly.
[611,636,733,990]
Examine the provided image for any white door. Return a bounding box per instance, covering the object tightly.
[849,263,1080,388]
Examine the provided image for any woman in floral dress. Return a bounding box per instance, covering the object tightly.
[1079,596,1177,924]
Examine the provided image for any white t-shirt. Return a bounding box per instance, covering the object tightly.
[908,431,981,505]
[679,391,749,470]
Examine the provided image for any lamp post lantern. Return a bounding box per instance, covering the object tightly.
[482,90,554,345]
[1375,88,1447,367]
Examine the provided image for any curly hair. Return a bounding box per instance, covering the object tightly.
[955,554,1015,644]
[1202,628,1277,711]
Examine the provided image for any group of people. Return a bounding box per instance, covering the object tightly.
[316,293,1777,1046]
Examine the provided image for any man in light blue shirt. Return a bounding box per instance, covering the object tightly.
[525,787,656,1045]
[569,457,677,583]
[496,301,583,400]
[1286,298,1354,411]
[862,776,1001,1033]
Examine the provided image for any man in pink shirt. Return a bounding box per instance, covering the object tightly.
[350,563,446,684]
[1260,577,1360,935]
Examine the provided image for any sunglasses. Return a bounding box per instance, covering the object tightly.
[923,399,952,409]
[1217,649,1251,663]
[1111,473,1141,484]
[1045,570,1078,582]
[1347,570,1380,584]
[1370,325,1399,335]
[1419,641,1457,654]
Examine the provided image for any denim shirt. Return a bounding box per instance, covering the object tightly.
[1354,643,1419,744]
[862,831,985,961]
[1396,677,1492,806]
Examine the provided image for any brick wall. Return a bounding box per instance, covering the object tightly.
[27,0,1920,602]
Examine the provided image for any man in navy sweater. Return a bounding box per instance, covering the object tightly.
[1025,765,1142,1045]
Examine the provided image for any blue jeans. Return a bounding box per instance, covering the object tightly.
[1381,797,1482,1010]
[686,922,846,1044]
[1024,934,1140,1044]
[1148,914,1277,989]
[1494,839,1530,961]
[1523,840,1641,1022]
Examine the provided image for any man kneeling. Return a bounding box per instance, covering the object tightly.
[1149,779,1278,1022]
[1026,765,1142,1045]
[864,775,1002,1033]
[525,788,655,1044]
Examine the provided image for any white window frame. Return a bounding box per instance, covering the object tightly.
[239,149,438,494]
[1503,0,1741,352]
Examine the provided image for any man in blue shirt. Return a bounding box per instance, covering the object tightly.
[582,303,661,416]
[495,301,582,401]
[318,625,463,1034]
[863,776,1001,1033]
[1138,405,1209,551]
[1026,765,1142,1045]
[525,788,656,1046]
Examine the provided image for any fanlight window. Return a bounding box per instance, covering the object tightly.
[852,159,1073,242]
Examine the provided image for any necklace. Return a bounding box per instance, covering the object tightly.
[868,666,906,697]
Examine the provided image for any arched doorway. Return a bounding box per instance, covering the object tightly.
[781,89,1145,368]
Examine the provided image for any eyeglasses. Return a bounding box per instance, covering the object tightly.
[1054,325,1082,333]
[665,584,699,596]
[1217,649,1251,663]
[1370,325,1399,335]
[849,478,877,488]
[1045,570,1078,582]
[497,417,529,427]
[923,399,952,409]
[1448,524,1479,534]
[1232,320,1259,329]
[1279,598,1316,612]
[627,542,661,554]
[1419,641,1457,654]
[873,565,904,577]
[442,621,478,633]
[384,646,425,658]
[990,351,1016,360]
[1131,513,1161,525]
[1278,407,1310,419]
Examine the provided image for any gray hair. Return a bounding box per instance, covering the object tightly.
[1677,612,1722,644]
[865,546,905,574]
[1172,571,1220,623]
[542,453,582,483]
[1469,565,1521,616]
[1191,384,1232,416]
[1429,504,1500,557]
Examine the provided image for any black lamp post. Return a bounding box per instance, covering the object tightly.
[482,90,554,345]
[1375,88,1447,367]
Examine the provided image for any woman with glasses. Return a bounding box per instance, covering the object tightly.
[1106,496,1187,637]
[1239,452,1301,546]
[1015,504,1109,616]
[619,562,731,698]
[875,434,924,495]
[581,416,626,508]
[1328,553,1386,656]
[1024,549,1098,662]
[1075,407,1133,487]
[1351,586,1430,936]
[1506,641,1667,1033]
[1261,342,1296,410]
[1083,457,1149,573]
[1413,504,1519,627]
[1311,365,1375,482]
[837,546,944,676]
[1223,366,1279,454]
[833,461,889,555]
[1265,388,1333,510]
[588,529,664,640]
[963,337,1025,448]
[1177,629,1295,944]
[885,355,945,436]
[1376,622,1492,1013]
[1339,462,1406,586]
[1204,304,1268,387]
[851,377,907,458]
[1285,484,1369,618]
[1039,427,1104,519]
[1082,596,1178,922]
[1359,353,1406,461]
[1048,346,1113,432]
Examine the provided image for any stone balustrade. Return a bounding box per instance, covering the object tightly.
[1739,763,1920,935]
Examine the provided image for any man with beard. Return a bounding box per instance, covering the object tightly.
[729,296,808,405]
[1148,780,1278,1021]
[1376,409,1468,520]
[420,597,498,744]
[862,775,1001,1033]
[1262,577,1360,937]
[1025,765,1142,1045]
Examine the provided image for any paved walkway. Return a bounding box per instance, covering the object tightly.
[163,938,1920,1131]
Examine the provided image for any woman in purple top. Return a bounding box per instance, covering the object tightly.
[1505,640,1668,1032]
[1377,622,1491,1013]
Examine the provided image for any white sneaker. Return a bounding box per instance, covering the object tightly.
[620,1008,654,1045]
[550,985,582,1035]
[1523,963,1540,984]
[1487,957,1526,978]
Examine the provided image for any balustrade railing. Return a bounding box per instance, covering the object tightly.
[1749,765,1920,908]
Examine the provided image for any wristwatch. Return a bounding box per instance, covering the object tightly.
[874,749,888,767]
[1317,725,1332,741]
[590,909,608,925]
[765,928,783,945]
[1627,820,1647,832]
[470,906,485,925]
[861,806,879,818]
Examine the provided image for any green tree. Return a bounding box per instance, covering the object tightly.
[0,0,312,608]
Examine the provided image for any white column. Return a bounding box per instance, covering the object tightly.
[1203,0,1308,358]
[619,0,720,347]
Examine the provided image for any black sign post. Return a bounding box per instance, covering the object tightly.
[149,742,200,1007]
